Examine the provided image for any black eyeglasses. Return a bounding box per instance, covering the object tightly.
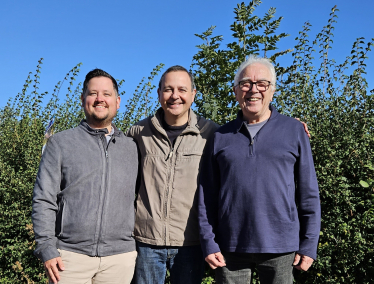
[237,80,272,92]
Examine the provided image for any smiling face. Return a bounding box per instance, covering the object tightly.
[81,76,120,130]
[158,71,196,126]
[234,63,275,124]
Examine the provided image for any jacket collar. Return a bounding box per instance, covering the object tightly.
[234,104,279,133]
[79,120,121,136]
[151,107,201,136]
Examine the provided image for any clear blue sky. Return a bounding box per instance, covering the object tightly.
[1,0,373,110]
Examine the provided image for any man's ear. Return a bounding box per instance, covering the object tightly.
[233,86,239,102]
[270,86,276,101]
[81,93,85,106]
[192,89,197,103]
[157,88,161,103]
[116,95,121,110]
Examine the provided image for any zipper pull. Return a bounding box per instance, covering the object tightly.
[250,136,254,145]
[166,151,173,161]
[105,150,108,158]
[166,148,174,161]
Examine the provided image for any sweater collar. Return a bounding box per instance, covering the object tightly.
[234,104,278,132]
[151,107,201,136]
[79,120,121,136]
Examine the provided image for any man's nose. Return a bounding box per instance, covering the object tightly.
[96,93,105,101]
[171,91,180,99]
[250,82,258,93]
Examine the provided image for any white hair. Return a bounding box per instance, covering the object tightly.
[234,55,276,90]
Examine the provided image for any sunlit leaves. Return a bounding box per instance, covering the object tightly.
[191,1,290,126]
[0,60,164,283]
[193,3,373,284]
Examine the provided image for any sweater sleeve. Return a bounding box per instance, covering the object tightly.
[198,135,221,258]
[296,125,321,260]
[32,136,62,263]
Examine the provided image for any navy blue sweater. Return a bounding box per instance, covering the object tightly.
[198,105,321,260]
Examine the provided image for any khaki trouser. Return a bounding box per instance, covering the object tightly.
[52,249,137,284]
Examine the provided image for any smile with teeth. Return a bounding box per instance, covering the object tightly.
[168,102,182,107]
[246,98,261,102]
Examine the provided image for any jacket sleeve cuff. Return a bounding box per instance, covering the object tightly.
[296,250,317,261]
[297,238,319,260]
[34,245,60,263]
[201,238,221,259]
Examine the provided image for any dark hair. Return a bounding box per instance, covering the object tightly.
[82,68,119,96]
[158,65,196,90]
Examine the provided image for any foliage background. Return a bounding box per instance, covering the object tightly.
[0,1,373,283]
[1,0,374,109]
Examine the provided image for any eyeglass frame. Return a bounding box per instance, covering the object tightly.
[236,79,273,92]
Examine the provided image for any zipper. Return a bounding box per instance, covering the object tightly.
[163,138,177,245]
[249,136,254,156]
[150,116,174,245]
[95,135,110,256]
[57,197,65,237]
[166,147,174,161]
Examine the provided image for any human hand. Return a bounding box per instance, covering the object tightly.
[295,118,311,138]
[44,257,65,284]
[205,252,226,269]
[293,253,314,271]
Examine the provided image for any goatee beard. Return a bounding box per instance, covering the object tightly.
[86,114,111,129]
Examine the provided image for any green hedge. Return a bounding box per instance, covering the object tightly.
[0,2,373,283]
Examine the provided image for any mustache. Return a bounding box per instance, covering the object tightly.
[93,102,108,107]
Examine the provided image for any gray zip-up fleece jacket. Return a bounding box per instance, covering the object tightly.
[32,120,138,263]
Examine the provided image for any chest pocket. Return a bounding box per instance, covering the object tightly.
[172,150,203,192]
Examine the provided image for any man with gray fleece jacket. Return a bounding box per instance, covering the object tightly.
[32,69,138,284]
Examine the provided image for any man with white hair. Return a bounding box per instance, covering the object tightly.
[198,56,321,284]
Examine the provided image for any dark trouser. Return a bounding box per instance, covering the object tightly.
[216,252,295,284]
[133,241,205,284]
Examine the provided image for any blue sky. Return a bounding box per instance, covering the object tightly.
[1,0,373,110]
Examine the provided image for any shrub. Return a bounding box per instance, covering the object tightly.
[0,60,163,283]
[192,3,374,283]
